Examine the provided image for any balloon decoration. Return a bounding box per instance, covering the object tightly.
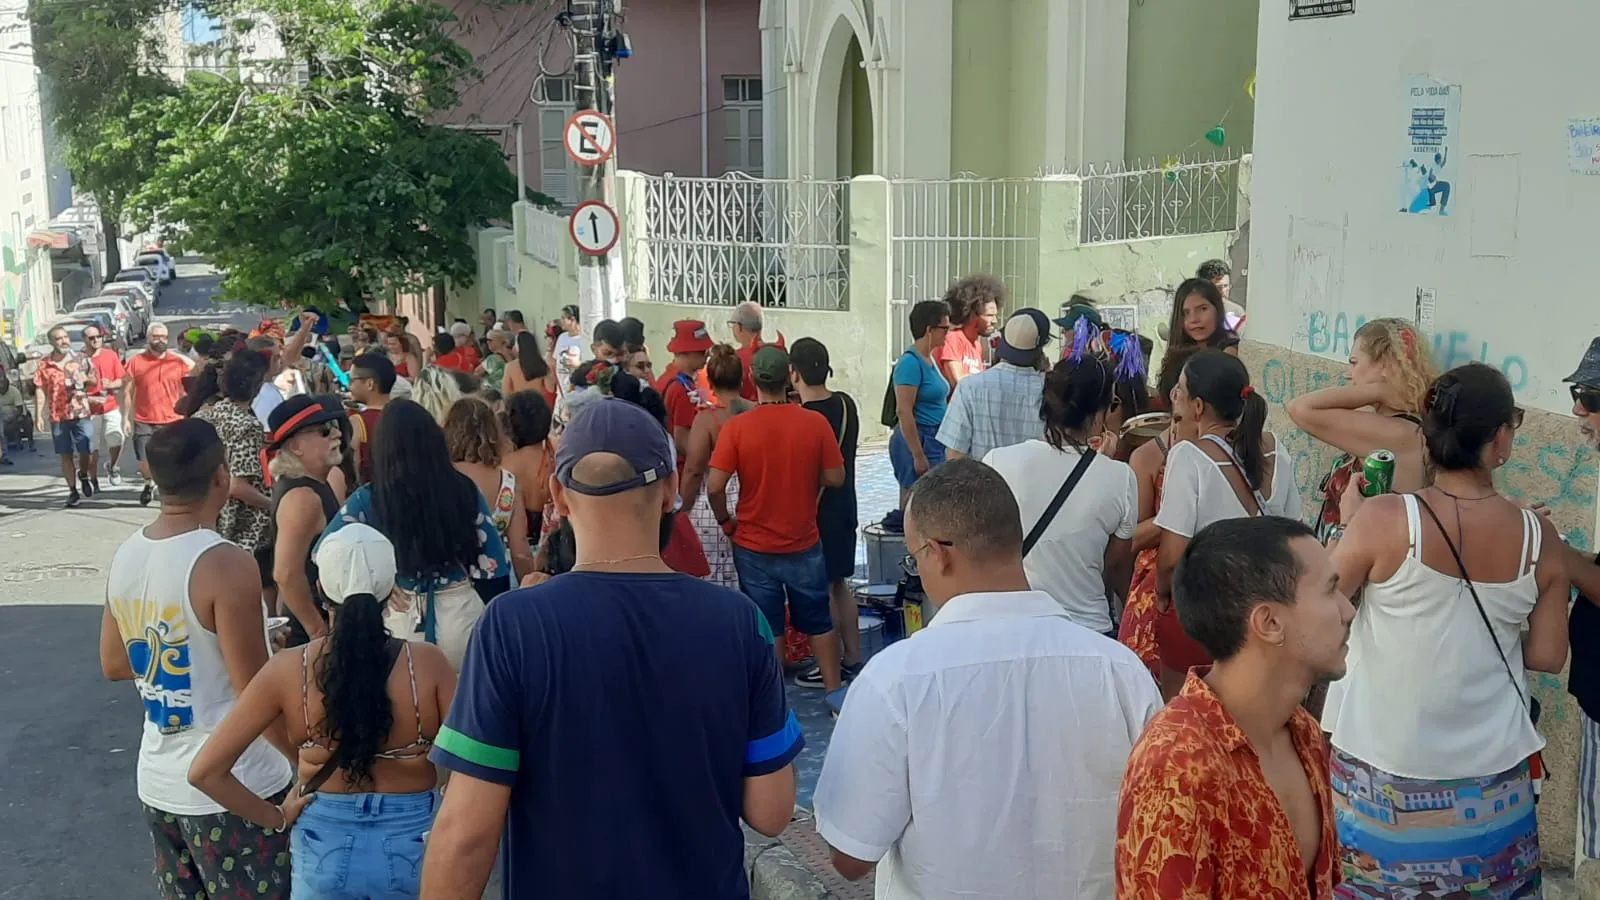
[1161,70,1255,180]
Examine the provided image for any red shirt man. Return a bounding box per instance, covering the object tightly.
[656,319,714,462]
[728,302,786,401]
[86,343,125,417]
[126,349,191,426]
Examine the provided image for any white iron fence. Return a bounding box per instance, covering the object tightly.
[634,173,850,310]
[523,207,567,269]
[1078,157,1240,245]
[889,178,1041,352]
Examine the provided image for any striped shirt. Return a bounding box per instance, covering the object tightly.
[935,362,1046,460]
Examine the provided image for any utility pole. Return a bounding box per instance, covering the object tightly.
[569,0,627,330]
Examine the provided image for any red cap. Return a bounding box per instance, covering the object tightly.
[666,319,714,354]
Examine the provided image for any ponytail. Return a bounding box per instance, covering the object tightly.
[313,592,395,789]
[1230,387,1269,492]
[177,362,223,416]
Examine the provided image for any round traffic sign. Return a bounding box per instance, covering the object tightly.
[563,109,617,166]
[569,200,620,256]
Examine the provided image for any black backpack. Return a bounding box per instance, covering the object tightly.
[880,351,915,428]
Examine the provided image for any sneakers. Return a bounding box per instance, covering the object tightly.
[794,661,865,690]
[66,491,81,508]
[0,456,11,466]
[139,482,155,506]
[90,476,101,495]
[78,472,94,498]
[109,469,122,487]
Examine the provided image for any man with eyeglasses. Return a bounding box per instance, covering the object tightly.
[82,325,127,490]
[125,322,196,506]
[346,352,395,484]
[814,458,1160,898]
[1561,338,1600,882]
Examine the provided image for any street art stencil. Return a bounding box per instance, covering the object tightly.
[1398,76,1460,217]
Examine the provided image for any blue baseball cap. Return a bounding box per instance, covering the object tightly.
[554,397,675,496]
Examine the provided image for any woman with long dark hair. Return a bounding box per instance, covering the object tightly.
[192,349,273,551]
[503,389,554,543]
[1323,363,1567,895]
[1152,349,1300,697]
[319,399,510,671]
[984,354,1138,635]
[190,524,456,900]
[505,330,553,402]
[1155,279,1238,395]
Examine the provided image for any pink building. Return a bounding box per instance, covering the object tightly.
[440,0,764,207]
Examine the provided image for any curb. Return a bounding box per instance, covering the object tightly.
[745,810,840,900]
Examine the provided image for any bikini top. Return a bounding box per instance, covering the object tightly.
[299,638,432,762]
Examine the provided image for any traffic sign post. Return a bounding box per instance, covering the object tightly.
[563,109,617,167]
[569,200,621,256]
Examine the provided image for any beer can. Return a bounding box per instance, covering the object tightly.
[1361,450,1396,497]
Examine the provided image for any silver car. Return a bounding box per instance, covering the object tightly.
[72,295,141,342]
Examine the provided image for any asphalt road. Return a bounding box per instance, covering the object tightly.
[0,262,250,898]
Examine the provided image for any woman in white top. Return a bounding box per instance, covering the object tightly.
[1322,362,1567,897]
[984,355,1138,635]
[1153,349,1299,698]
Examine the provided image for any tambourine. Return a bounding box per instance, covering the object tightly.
[1121,411,1171,438]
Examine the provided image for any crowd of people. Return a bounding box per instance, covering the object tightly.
[61,260,1600,899]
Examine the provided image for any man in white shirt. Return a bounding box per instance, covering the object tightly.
[248,313,318,427]
[814,458,1161,900]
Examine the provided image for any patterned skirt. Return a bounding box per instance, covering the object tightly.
[1330,748,1540,899]
[688,474,740,590]
[1118,545,1161,680]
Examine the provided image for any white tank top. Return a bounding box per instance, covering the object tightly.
[106,526,293,814]
[1323,494,1545,780]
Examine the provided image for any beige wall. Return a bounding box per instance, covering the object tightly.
[1237,339,1597,872]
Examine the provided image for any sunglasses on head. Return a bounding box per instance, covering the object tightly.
[1572,384,1600,414]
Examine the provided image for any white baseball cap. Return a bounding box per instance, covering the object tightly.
[314,523,397,604]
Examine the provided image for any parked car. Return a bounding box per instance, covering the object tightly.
[73,295,141,343]
[24,320,91,362]
[134,250,175,284]
[112,267,160,300]
[97,281,154,326]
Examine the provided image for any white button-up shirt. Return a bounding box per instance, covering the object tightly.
[813,590,1161,900]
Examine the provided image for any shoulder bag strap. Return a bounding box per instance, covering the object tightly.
[1411,494,1530,714]
[817,394,852,504]
[1023,448,1096,558]
[1199,434,1267,515]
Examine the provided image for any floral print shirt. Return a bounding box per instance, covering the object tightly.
[1116,670,1338,899]
[319,483,509,591]
[33,351,94,422]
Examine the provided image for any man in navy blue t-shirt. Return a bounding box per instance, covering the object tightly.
[421,397,804,899]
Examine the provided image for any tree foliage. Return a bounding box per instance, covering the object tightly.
[33,0,519,311]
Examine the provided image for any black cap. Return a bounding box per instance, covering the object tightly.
[266,395,343,448]
[1565,337,1600,387]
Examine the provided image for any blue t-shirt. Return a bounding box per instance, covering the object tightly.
[431,572,804,900]
[892,349,949,427]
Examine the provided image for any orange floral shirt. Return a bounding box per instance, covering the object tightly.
[1116,671,1338,899]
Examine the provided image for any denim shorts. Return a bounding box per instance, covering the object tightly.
[888,422,946,489]
[732,542,833,637]
[291,790,437,900]
[50,418,91,456]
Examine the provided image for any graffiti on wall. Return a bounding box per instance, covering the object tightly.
[1303,309,1531,391]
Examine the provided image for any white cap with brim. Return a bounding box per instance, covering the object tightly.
[314,523,397,604]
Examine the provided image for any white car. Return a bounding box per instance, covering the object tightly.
[97,281,153,328]
[73,295,141,343]
[135,250,175,284]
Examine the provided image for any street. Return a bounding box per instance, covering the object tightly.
[0,263,270,898]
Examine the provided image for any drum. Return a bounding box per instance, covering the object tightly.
[858,612,886,663]
[861,523,908,585]
[1120,411,1171,453]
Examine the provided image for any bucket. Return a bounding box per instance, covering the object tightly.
[858,612,886,663]
[861,523,908,586]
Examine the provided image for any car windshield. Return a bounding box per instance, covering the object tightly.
[136,256,160,266]
[114,272,146,281]
[76,301,117,312]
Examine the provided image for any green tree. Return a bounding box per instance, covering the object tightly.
[29,0,179,272]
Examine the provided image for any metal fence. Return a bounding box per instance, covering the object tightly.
[523,207,567,269]
[1078,157,1240,245]
[634,173,850,310]
[889,178,1041,351]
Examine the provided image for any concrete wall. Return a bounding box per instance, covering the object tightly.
[1249,0,1600,417]
[1123,0,1256,163]
[0,45,55,347]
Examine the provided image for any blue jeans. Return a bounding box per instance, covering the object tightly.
[888,422,945,489]
[732,542,833,637]
[291,790,437,899]
[50,418,91,456]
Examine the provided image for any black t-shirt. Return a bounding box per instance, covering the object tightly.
[803,392,859,521]
[1569,552,1600,721]
[257,475,341,643]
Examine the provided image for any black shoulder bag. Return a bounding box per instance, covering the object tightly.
[1412,495,1541,728]
[1023,448,1096,558]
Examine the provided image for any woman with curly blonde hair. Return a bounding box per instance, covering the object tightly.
[1288,316,1440,543]
[412,365,463,426]
[443,396,534,580]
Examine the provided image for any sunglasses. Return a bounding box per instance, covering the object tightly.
[1572,384,1600,414]
[83,333,102,341]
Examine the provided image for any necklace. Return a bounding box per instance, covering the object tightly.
[1434,487,1496,501]
[571,554,663,570]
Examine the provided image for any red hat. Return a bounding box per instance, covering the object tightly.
[666,319,714,354]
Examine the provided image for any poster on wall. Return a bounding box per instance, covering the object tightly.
[1398,76,1460,216]
[1568,118,1600,175]
[1289,0,1354,20]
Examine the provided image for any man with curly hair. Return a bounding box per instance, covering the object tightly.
[935,274,1005,391]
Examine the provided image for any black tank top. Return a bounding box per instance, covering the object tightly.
[257,475,342,645]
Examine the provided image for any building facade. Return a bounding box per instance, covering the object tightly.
[0,0,57,347]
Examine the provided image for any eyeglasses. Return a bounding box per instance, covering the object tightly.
[316,422,339,438]
[1572,384,1600,414]
[83,333,101,342]
[1512,407,1525,430]
[901,538,954,576]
